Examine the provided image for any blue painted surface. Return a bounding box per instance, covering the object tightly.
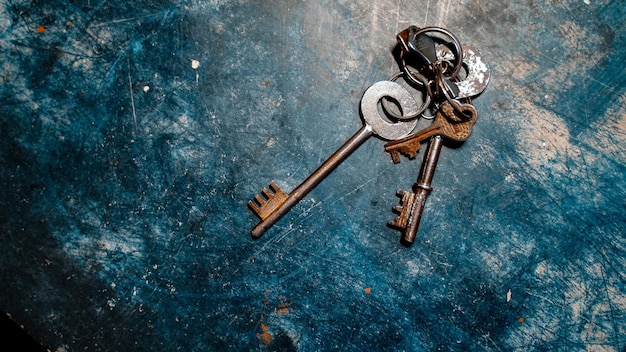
[1,1,625,351]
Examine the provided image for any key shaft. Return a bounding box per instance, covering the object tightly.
[389,101,477,245]
[401,135,443,245]
[249,81,420,239]
[251,126,372,238]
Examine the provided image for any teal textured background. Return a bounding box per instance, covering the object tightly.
[1,0,625,350]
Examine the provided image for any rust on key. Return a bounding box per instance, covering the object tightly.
[248,181,289,221]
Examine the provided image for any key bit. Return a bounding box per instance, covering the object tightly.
[388,135,444,246]
[248,181,289,221]
[388,189,415,229]
[385,133,422,164]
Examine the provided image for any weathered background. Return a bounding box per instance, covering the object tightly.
[1,0,625,350]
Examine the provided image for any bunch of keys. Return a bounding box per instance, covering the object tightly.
[247,25,490,246]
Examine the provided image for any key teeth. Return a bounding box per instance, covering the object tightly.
[248,181,289,221]
[390,151,401,164]
[385,139,421,163]
[403,148,418,159]
[248,200,258,211]
[388,189,415,230]
[388,218,403,227]
[268,181,281,192]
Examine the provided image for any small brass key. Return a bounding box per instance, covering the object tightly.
[384,100,477,163]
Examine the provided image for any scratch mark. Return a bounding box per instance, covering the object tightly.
[127,57,138,133]
[90,13,165,28]
[525,289,593,324]
[338,13,369,24]
[247,224,299,261]
[282,9,287,60]
[391,1,401,74]
[476,328,504,352]
[443,0,452,25]
[598,262,622,348]
[284,165,303,187]
[330,161,395,206]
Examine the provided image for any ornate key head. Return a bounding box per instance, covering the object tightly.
[434,100,478,141]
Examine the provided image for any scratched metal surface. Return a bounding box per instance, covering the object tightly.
[1,0,625,350]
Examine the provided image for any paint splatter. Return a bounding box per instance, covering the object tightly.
[258,322,272,344]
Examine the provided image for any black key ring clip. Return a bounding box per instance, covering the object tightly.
[397,26,464,86]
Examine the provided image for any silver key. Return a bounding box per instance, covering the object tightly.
[248,81,421,239]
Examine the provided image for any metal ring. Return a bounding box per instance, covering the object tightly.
[399,26,464,86]
[434,66,473,121]
[360,81,420,140]
[379,71,431,120]
[412,26,464,80]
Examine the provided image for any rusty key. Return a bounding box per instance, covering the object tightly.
[387,100,478,245]
[248,81,422,239]
[385,100,477,163]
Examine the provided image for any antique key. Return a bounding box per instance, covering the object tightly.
[248,81,421,239]
[387,100,477,245]
[390,135,443,246]
[385,100,477,163]
[386,24,490,246]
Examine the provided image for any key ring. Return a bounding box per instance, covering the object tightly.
[380,71,432,121]
[434,64,473,122]
[398,26,464,87]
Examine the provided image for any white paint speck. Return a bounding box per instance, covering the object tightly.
[507,289,512,302]
[191,59,200,69]
[143,86,150,92]
[583,0,590,4]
